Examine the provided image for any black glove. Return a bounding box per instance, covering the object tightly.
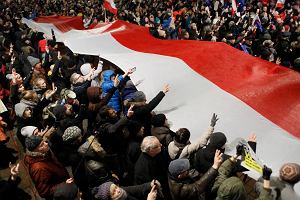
[236,144,244,157]
[210,113,219,127]
[263,165,272,180]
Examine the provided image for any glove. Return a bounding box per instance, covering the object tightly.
[210,113,219,127]
[236,144,244,157]
[262,165,272,180]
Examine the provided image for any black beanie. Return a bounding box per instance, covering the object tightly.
[151,114,166,127]
[209,132,227,149]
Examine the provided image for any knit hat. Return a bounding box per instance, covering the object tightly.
[62,126,82,142]
[21,126,38,137]
[53,183,79,200]
[169,159,190,177]
[152,114,166,127]
[25,135,42,151]
[80,63,92,76]
[131,91,146,102]
[14,102,29,117]
[92,181,113,200]
[27,56,40,67]
[279,163,300,184]
[209,132,227,149]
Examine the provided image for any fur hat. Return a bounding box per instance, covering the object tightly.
[280,163,300,184]
[53,183,78,200]
[130,91,146,102]
[169,159,190,177]
[15,102,29,117]
[27,56,40,67]
[21,126,38,137]
[209,132,227,149]
[25,135,42,151]
[92,182,113,200]
[152,114,166,127]
[80,63,92,76]
[62,126,82,142]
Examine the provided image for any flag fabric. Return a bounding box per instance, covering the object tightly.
[103,0,118,15]
[276,0,285,8]
[231,0,237,16]
[22,17,300,184]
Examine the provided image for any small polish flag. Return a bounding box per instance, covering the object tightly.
[104,0,118,15]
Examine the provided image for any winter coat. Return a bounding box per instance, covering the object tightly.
[129,91,165,135]
[168,126,214,160]
[168,167,218,200]
[24,151,69,199]
[101,70,123,112]
[134,149,170,196]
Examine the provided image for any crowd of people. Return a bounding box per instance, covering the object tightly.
[0,0,300,200]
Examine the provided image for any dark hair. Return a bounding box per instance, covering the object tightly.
[175,128,190,144]
[99,106,112,119]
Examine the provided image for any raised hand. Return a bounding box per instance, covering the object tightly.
[248,133,257,143]
[9,162,20,181]
[66,178,74,184]
[127,105,134,118]
[210,113,219,127]
[147,184,157,200]
[262,165,272,180]
[212,149,223,169]
[113,74,120,87]
[163,84,170,94]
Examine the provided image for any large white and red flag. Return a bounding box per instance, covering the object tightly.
[22,16,300,188]
[103,0,118,15]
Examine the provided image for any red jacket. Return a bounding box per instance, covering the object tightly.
[24,151,69,198]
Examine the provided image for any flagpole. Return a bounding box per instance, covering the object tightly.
[104,9,107,22]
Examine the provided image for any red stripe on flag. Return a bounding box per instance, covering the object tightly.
[34,16,85,31]
[107,21,300,139]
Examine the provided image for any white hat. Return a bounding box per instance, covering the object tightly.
[21,126,38,137]
[80,63,92,76]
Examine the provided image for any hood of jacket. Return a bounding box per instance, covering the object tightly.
[102,70,115,82]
